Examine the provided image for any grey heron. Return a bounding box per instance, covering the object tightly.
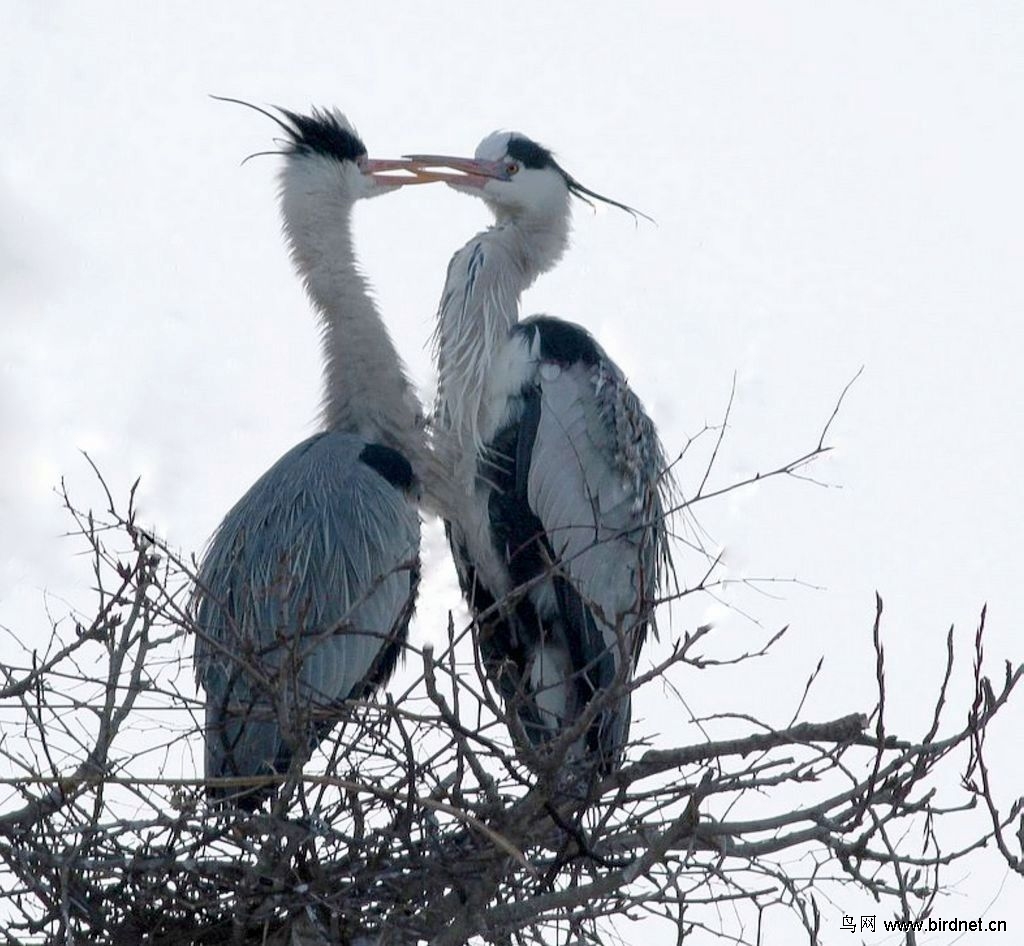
[192,102,430,809]
[411,133,672,776]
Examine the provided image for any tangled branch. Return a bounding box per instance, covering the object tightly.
[0,388,1019,945]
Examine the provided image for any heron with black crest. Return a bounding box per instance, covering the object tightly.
[410,131,673,777]
[192,100,434,810]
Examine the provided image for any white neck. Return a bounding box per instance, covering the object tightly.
[491,201,572,279]
[433,212,570,458]
[279,158,423,465]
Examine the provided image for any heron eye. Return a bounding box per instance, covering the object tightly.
[506,162,520,176]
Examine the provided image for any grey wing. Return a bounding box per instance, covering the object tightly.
[521,350,669,766]
[193,432,419,791]
[526,353,669,673]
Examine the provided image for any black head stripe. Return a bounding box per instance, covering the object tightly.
[506,136,556,170]
[505,130,652,223]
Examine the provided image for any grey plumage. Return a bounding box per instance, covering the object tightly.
[194,434,418,800]
[446,316,669,773]
[517,319,669,760]
[422,131,673,775]
[193,103,425,809]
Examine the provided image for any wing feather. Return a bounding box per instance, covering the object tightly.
[524,327,665,647]
[193,431,419,800]
[516,318,669,765]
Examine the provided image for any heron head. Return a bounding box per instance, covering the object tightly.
[406,130,650,224]
[277,106,429,200]
[212,96,433,200]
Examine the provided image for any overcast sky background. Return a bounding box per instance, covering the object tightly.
[2,2,1022,940]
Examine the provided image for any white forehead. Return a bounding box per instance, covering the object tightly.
[474,130,516,161]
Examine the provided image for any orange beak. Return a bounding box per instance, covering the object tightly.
[401,155,512,189]
[362,158,454,186]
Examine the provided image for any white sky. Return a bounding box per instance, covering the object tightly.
[2,2,1022,940]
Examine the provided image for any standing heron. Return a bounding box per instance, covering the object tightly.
[410,133,672,776]
[193,102,430,809]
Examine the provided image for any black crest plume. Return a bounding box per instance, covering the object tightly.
[210,95,367,164]
[507,134,653,224]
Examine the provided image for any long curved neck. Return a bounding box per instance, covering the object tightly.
[433,214,569,455]
[494,205,572,281]
[279,160,422,464]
